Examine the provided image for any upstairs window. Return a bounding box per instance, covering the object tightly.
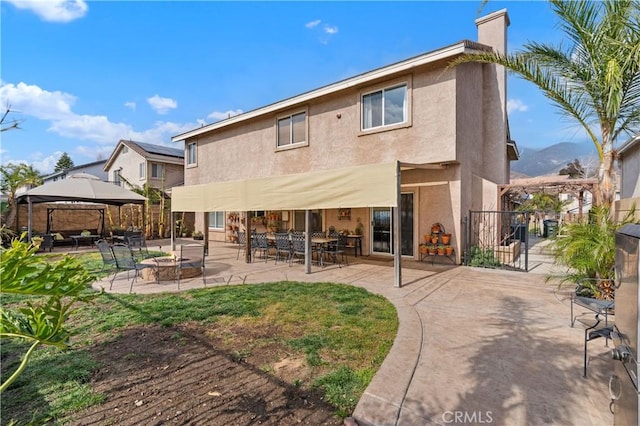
[139,162,146,179]
[277,112,306,148]
[362,84,407,130]
[151,163,164,179]
[187,142,197,165]
[113,170,121,186]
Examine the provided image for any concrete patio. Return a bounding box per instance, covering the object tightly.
[92,239,614,426]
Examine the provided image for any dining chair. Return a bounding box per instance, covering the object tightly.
[324,234,349,267]
[274,233,292,264]
[236,231,247,260]
[253,232,272,262]
[290,233,307,265]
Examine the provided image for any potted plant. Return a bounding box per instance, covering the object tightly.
[441,233,451,245]
[428,245,437,255]
[419,244,428,255]
[547,205,637,301]
[445,245,454,256]
[437,244,446,256]
[430,235,439,244]
[192,231,204,240]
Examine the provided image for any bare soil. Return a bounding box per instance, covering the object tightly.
[67,324,343,426]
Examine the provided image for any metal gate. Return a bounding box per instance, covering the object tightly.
[463,210,530,272]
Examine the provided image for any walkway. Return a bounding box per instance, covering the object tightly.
[94,239,613,426]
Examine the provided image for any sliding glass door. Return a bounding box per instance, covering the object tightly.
[370,193,414,256]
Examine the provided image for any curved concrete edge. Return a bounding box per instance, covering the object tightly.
[351,300,423,426]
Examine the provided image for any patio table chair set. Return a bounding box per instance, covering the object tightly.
[238,231,347,267]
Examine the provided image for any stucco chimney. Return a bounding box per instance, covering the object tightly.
[475,9,510,54]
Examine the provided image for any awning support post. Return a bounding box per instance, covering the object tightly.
[245,211,252,263]
[394,162,402,288]
[305,210,312,274]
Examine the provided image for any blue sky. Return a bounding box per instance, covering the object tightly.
[1,0,587,174]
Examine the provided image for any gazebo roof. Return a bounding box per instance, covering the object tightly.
[17,173,146,206]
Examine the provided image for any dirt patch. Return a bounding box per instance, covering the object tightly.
[67,324,343,425]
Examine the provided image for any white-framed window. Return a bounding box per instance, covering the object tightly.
[187,142,197,165]
[151,163,164,178]
[362,84,407,130]
[208,212,224,229]
[277,111,307,148]
[139,162,146,179]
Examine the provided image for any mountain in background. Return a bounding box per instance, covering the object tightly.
[511,142,598,177]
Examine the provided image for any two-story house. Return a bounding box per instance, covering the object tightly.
[617,133,640,221]
[104,140,184,191]
[170,9,518,274]
[42,159,108,184]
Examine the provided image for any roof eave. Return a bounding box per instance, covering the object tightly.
[172,41,488,142]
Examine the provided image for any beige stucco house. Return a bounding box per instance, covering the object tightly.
[104,140,184,191]
[171,9,518,270]
[616,133,640,220]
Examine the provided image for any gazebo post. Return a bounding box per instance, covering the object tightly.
[27,196,32,240]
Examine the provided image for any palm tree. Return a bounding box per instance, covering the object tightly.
[0,163,43,230]
[452,0,640,207]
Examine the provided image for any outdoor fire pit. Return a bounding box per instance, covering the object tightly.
[140,255,202,282]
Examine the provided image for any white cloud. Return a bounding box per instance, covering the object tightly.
[324,25,338,35]
[207,109,243,122]
[6,0,88,23]
[124,101,136,111]
[305,19,321,28]
[507,99,529,114]
[147,95,177,115]
[0,81,199,171]
[0,81,75,120]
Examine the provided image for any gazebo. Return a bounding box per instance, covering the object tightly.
[17,173,147,239]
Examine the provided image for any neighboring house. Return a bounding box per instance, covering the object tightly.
[616,133,640,220]
[42,160,108,184]
[170,9,518,263]
[103,140,184,191]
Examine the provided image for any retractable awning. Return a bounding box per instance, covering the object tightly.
[171,162,400,212]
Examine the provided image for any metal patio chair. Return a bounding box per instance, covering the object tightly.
[274,233,292,265]
[253,232,272,262]
[236,231,247,260]
[110,243,156,293]
[177,243,206,289]
[324,234,349,268]
[95,239,117,273]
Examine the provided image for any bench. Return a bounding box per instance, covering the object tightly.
[50,229,100,247]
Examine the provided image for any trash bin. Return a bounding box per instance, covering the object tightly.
[510,224,527,243]
[544,220,558,238]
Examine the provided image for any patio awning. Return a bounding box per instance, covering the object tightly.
[172,162,399,212]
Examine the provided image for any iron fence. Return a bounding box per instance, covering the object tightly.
[463,210,530,272]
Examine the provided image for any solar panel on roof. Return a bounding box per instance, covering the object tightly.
[131,141,183,158]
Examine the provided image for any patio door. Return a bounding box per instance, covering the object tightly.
[371,193,414,256]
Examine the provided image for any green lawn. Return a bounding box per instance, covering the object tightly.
[1,271,398,424]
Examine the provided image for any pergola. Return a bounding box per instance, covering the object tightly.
[500,175,598,217]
